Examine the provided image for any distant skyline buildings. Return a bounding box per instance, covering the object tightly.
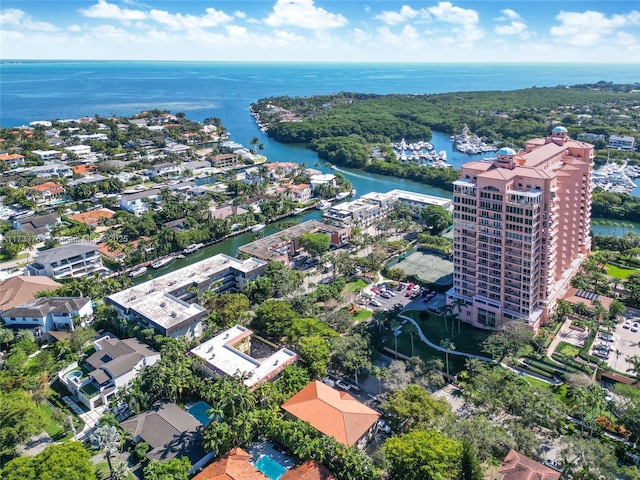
[447,127,594,332]
[1,1,639,63]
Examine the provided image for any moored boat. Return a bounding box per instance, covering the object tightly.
[335,192,350,200]
[316,200,332,210]
[151,256,176,269]
[183,243,204,254]
[251,224,266,232]
[128,266,148,278]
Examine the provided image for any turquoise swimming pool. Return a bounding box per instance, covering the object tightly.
[253,454,287,480]
[187,401,212,426]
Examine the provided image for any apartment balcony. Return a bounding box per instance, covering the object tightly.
[504,265,522,275]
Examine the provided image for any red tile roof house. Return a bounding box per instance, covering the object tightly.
[498,450,561,480]
[281,380,380,449]
[0,153,25,169]
[25,181,66,205]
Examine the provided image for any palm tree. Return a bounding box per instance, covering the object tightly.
[0,327,14,349]
[440,338,455,378]
[404,322,418,357]
[626,354,640,384]
[111,462,129,480]
[15,329,35,343]
[250,136,259,154]
[90,425,121,477]
[613,348,623,372]
[370,365,388,395]
[465,358,483,378]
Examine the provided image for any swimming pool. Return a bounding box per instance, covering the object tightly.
[187,401,213,426]
[65,370,83,381]
[253,454,287,480]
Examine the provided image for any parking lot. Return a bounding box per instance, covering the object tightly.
[598,313,640,374]
[361,282,445,313]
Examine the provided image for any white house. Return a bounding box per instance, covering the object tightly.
[28,243,105,279]
[608,135,636,151]
[59,336,160,409]
[1,297,93,340]
[65,145,92,157]
[145,163,181,178]
[31,150,67,163]
[119,189,161,215]
[309,174,337,191]
[28,163,73,178]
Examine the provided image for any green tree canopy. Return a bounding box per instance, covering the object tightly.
[420,205,453,233]
[0,390,47,459]
[383,429,462,480]
[251,300,299,340]
[299,232,331,259]
[381,384,453,433]
[143,457,192,480]
[1,442,94,480]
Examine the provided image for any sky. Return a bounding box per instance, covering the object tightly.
[1,1,640,63]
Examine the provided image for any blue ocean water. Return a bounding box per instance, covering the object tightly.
[1,61,638,205]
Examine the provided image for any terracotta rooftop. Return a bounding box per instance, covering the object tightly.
[26,181,64,193]
[192,448,268,480]
[281,380,380,446]
[498,450,561,480]
[0,275,61,311]
[70,208,115,225]
[0,153,24,161]
[280,460,336,480]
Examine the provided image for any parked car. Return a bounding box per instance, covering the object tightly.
[336,379,351,391]
[370,300,382,307]
[371,287,381,295]
[624,320,632,329]
[632,323,639,333]
[380,291,392,299]
[395,283,405,291]
[599,333,614,342]
[377,419,392,434]
[322,377,336,388]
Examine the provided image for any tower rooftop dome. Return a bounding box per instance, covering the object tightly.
[497,147,516,156]
[552,126,568,133]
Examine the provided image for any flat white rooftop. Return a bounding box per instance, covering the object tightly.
[189,325,297,388]
[107,254,266,331]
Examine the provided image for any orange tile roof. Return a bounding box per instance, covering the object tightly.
[498,450,561,480]
[281,381,380,446]
[70,208,115,225]
[0,153,25,162]
[191,448,268,480]
[280,460,336,480]
[26,182,64,194]
[72,164,98,175]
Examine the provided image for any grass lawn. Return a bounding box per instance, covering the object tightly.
[605,263,638,279]
[381,327,466,374]
[556,341,581,358]
[403,310,493,357]
[343,279,368,293]
[39,403,73,441]
[524,376,551,389]
[352,309,372,322]
[95,462,135,480]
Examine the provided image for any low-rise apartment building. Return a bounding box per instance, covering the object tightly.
[106,254,267,338]
[28,243,105,279]
[119,189,161,215]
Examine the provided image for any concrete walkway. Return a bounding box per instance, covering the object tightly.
[397,313,562,385]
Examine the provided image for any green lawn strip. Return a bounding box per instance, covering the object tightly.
[556,341,580,358]
[352,309,372,322]
[605,263,638,279]
[524,376,551,389]
[403,310,492,357]
[39,402,72,441]
[343,279,368,293]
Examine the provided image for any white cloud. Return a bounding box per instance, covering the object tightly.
[495,21,527,36]
[68,24,82,32]
[148,8,233,30]
[375,5,430,26]
[551,9,640,46]
[234,11,247,19]
[79,0,147,21]
[265,0,347,29]
[497,9,520,21]
[427,2,478,25]
[0,8,58,32]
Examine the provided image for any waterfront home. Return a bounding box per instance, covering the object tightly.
[28,163,73,178]
[60,335,160,410]
[608,134,636,151]
[192,448,268,480]
[120,402,209,468]
[208,205,248,220]
[211,153,239,169]
[25,181,66,206]
[163,142,191,155]
[277,183,312,202]
[64,145,92,157]
[13,213,61,239]
[28,242,104,279]
[266,162,298,181]
[31,149,66,163]
[1,296,92,340]
[145,162,181,178]
[182,160,213,176]
[119,188,161,215]
[68,174,109,187]
[188,325,298,390]
[106,254,267,338]
[0,153,25,169]
[309,174,336,191]
[0,275,61,312]
[281,380,380,449]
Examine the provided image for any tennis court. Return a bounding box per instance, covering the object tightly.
[394,250,453,285]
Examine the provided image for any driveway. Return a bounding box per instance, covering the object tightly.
[603,315,640,374]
